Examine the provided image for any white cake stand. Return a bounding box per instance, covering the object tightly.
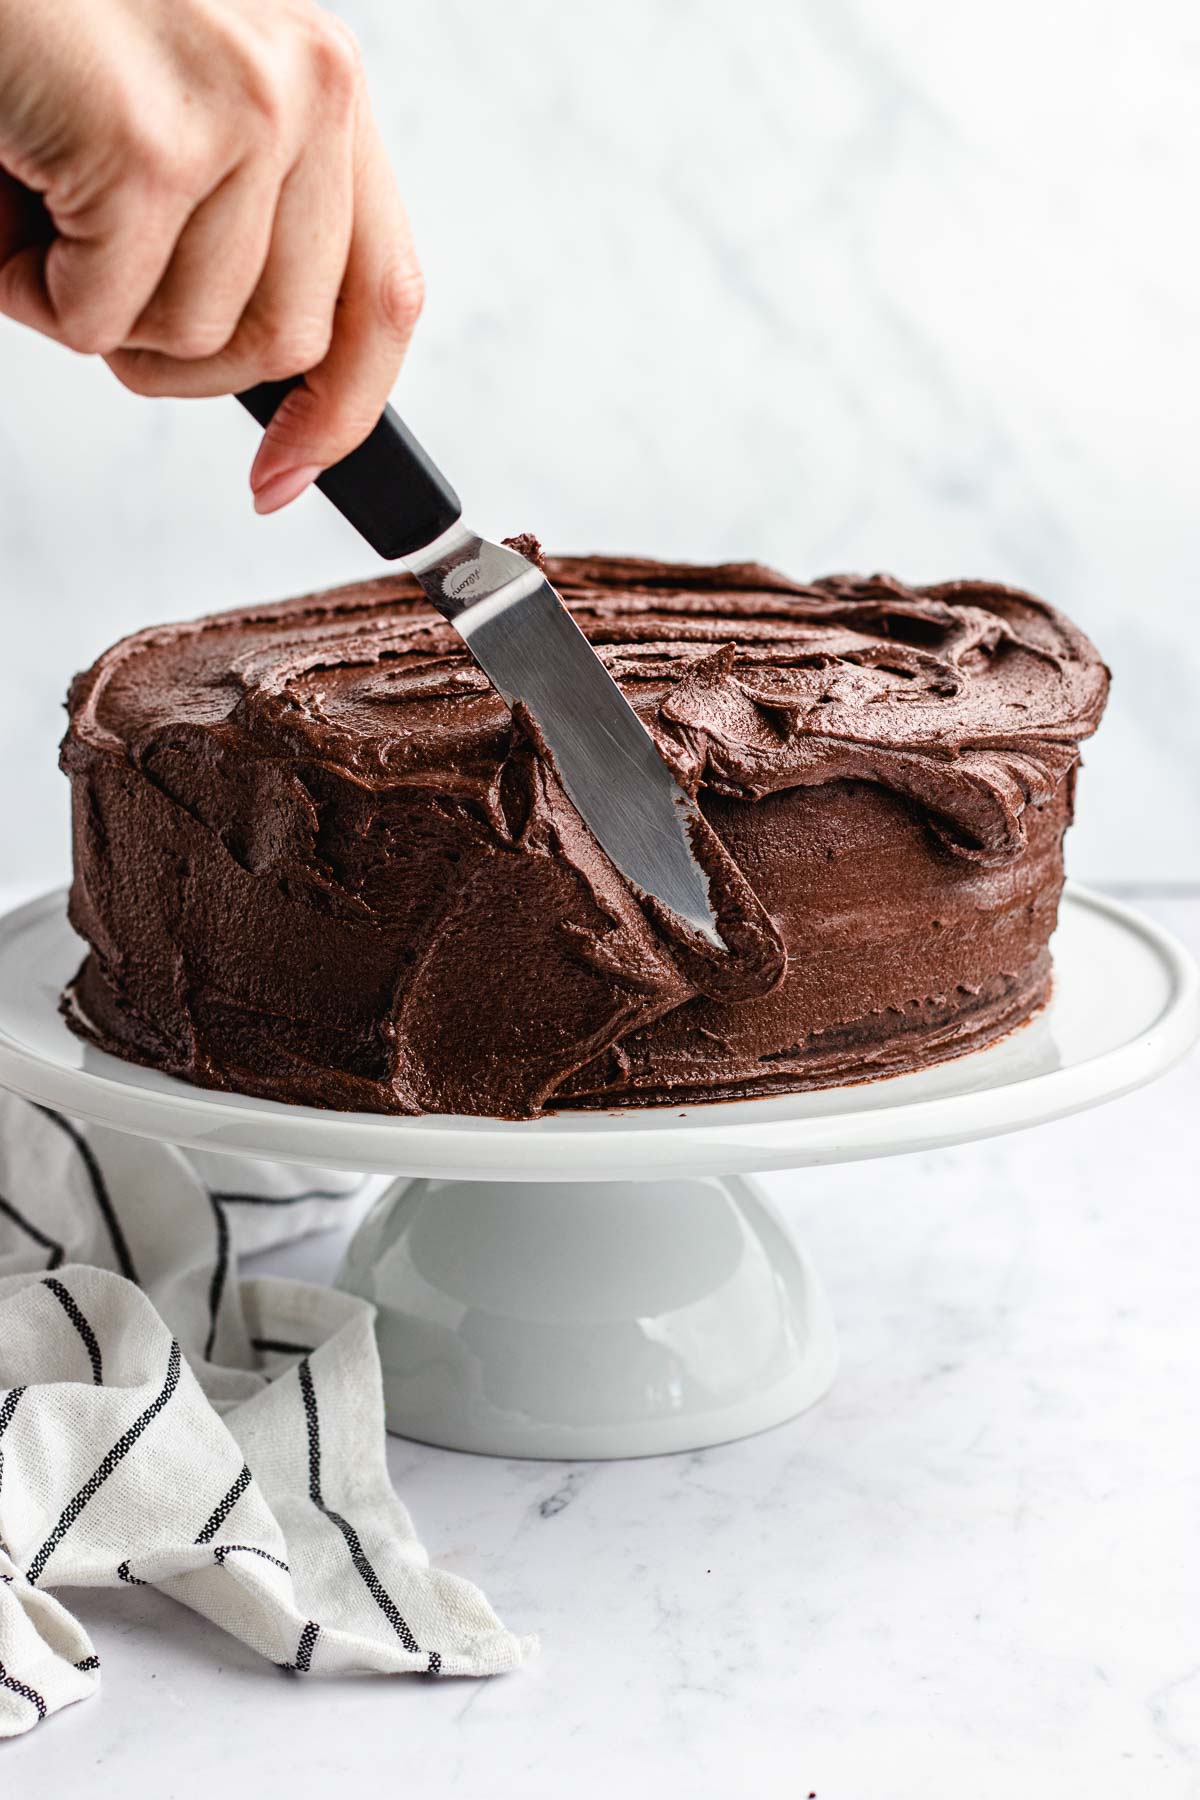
[0,885,1195,1459]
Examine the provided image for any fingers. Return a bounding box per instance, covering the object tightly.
[123,157,282,360]
[108,120,354,399]
[0,0,421,517]
[0,170,197,355]
[248,112,423,512]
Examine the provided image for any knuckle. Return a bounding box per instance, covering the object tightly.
[254,318,334,381]
[221,27,289,145]
[59,313,123,357]
[307,15,362,108]
[380,259,425,338]
[145,153,213,211]
[167,317,233,362]
[243,64,289,142]
[115,115,202,194]
[106,102,151,169]
[154,146,205,198]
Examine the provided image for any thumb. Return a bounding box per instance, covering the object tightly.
[248,380,332,515]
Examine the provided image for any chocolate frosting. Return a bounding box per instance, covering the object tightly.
[61,553,1109,1117]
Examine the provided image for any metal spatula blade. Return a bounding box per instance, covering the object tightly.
[411,525,721,943]
[237,385,724,949]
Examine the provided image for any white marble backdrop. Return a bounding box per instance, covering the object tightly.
[2,0,1197,892]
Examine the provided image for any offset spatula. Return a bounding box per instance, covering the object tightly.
[238,381,723,947]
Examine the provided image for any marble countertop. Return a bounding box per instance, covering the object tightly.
[5,891,1197,1800]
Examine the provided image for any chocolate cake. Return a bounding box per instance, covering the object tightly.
[60,553,1109,1118]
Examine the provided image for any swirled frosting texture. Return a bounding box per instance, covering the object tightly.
[61,553,1108,1117]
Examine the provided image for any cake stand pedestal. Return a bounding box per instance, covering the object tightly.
[337,1173,836,1458]
[0,885,1195,1459]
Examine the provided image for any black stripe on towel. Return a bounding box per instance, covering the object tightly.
[32,1107,137,1281]
[203,1191,230,1363]
[208,1184,363,1208]
[0,1387,24,1439]
[195,1464,251,1543]
[0,1193,64,1269]
[0,1386,25,1501]
[26,1341,181,1586]
[117,1560,146,1586]
[279,1618,320,1674]
[294,1621,319,1672]
[296,1357,420,1654]
[74,1655,100,1672]
[0,1659,46,1720]
[252,1338,314,1358]
[212,1543,290,1574]
[43,1278,103,1385]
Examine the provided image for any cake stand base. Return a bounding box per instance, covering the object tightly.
[336,1174,837,1459]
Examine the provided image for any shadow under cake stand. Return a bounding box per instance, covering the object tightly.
[0,884,1195,1460]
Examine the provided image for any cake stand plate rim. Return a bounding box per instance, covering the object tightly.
[0,883,1194,1177]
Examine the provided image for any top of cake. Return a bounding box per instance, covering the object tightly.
[68,550,1110,870]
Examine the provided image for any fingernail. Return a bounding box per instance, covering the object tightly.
[251,463,322,515]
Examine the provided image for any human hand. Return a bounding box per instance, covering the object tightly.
[0,0,423,512]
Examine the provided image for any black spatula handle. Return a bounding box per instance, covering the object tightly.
[237,379,462,560]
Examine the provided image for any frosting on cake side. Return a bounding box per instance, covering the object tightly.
[60,553,1109,1117]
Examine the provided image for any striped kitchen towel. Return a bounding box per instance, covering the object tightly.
[0,1091,530,1737]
